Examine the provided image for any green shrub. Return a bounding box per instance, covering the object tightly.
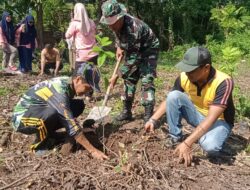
[236,95,250,120]
[220,46,242,77]
[92,35,115,67]
[206,35,243,77]
[158,44,196,70]
[206,35,223,63]
[224,30,250,56]
[210,3,250,38]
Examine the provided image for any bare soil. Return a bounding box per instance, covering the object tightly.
[0,67,249,190]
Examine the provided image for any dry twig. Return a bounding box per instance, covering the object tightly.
[0,173,32,190]
[58,167,102,188]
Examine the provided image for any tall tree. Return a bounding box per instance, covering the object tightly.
[31,0,44,48]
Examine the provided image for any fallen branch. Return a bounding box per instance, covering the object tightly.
[58,167,101,188]
[236,159,250,168]
[0,173,32,190]
[143,147,149,163]
[0,179,7,185]
[156,165,171,188]
[102,142,119,157]
[101,163,115,169]
[113,181,131,189]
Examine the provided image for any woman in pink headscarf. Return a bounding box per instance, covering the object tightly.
[66,3,100,99]
[65,3,98,66]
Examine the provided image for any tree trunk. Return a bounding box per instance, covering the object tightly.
[97,0,105,20]
[182,12,192,43]
[168,0,174,50]
[36,3,44,49]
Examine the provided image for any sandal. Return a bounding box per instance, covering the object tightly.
[9,65,18,71]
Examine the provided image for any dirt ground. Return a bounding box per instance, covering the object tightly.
[0,66,250,190]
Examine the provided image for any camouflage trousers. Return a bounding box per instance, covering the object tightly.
[120,52,158,106]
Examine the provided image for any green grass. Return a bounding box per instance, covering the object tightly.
[17,84,29,95]
[157,58,177,72]
[245,144,250,153]
[0,87,14,96]
[60,63,71,76]
[0,156,4,166]
[154,77,165,89]
[0,84,29,97]
[110,99,123,116]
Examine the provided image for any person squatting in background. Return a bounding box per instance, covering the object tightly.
[16,15,37,73]
[39,43,63,76]
[0,11,18,71]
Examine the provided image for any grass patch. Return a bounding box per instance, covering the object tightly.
[245,144,250,153]
[0,87,14,96]
[154,77,165,89]
[158,44,194,71]
[16,84,29,95]
[60,63,71,76]
[110,99,123,117]
[0,156,4,166]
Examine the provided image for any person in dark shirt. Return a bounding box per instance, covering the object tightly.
[145,47,235,166]
[15,15,37,73]
[0,11,18,71]
[12,64,108,160]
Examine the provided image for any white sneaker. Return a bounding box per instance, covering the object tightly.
[15,70,23,75]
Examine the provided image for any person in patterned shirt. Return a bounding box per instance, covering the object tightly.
[145,47,235,166]
[12,64,108,160]
[100,0,160,123]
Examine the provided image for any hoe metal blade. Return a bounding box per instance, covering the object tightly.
[86,106,112,121]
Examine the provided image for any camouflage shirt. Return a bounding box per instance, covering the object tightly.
[115,14,159,77]
[12,77,80,137]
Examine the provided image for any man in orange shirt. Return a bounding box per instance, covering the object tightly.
[39,43,63,76]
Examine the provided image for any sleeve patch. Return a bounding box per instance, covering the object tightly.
[35,87,53,101]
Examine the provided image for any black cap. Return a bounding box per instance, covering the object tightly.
[74,63,101,92]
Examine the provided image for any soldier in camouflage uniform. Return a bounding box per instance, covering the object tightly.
[100,0,159,123]
[12,64,108,160]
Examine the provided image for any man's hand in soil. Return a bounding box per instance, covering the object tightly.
[174,142,193,167]
[91,149,109,160]
[75,132,109,160]
[144,120,155,133]
[54,69,58,77]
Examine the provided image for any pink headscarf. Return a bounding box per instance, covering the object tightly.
[74,3,91,35]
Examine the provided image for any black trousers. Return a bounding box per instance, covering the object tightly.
[38,62,63,74]
[17,99,84,150]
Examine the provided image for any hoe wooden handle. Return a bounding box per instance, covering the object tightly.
[102,58,122,106]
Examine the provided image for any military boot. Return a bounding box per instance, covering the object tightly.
[115,99,133,121]
[143,104,154,123]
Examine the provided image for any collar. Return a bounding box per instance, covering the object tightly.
[207,66,216,84]
[193,66,216,88]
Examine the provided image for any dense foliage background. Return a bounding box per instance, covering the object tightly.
[0,0,250,119]
[0,0,249,49]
